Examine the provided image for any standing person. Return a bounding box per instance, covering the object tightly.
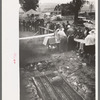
[66,21,70,29]
[28,20,32,31]
[22,20,26,31]
[20,20,23,31]
[31,20,35,31]
[79,27,90,52]
[44,22,46,34]
[40,19,44,27]
[46,22,50,34]
[49,22,54,30]
[41,19,44,27]
[66,25,73,36]
[67,26,76,51]
[26,21,28,31]
[40,19,44,34]
[26,20,31,31]
[44,22,49,34]
[55,24,67,52]
[34,20,37,32]
[27,20,30,31]
[54,23,57,31]
[38,19,41,32]
[34,19,39,32]
[62,22,66,33]
[84,29,95,64]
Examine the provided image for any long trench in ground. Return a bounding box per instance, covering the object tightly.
[34,77,51,100]
[33,73,84,100]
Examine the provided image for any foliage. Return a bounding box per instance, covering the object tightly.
[54,4,61,11]
[72,0,86,23]
[61,3,74,16]
[19,0,39,11]
[54,0,86,23]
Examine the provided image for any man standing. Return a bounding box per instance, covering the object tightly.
[22,20,26,31]
[67,26,76,51]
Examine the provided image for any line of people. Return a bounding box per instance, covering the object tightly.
[41,21,70,34]
[19,19,44,32]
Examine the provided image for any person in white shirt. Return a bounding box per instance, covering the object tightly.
[84,29,95,64]
[85,30,95,46]
[55,24,67,52]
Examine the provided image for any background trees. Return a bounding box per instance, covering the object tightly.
[54,0,86,24]
[19,0,39,11]
[72,0,86,23]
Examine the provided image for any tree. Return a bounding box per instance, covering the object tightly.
[62,0,86,23]
[54,4,61,11]
[54,4,73,16]
[61,4,71,16]
[54,0,86,23]
[71,0,86,24]
[19,0,39,11]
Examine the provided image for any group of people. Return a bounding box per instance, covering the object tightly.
[53,23,76,52]
[52,22,95,65]
[19,19,44,32]
[19,17,95,64]
[19,18,95,57]
[39,21,70,35]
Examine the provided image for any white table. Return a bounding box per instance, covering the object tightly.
[74,38,85,51]
[74,38,85,43]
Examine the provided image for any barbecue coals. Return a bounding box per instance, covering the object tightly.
[24,61,55,72]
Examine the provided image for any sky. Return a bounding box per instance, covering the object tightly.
[39,0,95,4]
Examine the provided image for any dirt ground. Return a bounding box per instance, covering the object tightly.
[20,31,95,100]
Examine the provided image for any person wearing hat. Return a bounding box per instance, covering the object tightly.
[66,21,70,28]
[78,27,90,53]
[84,29,95,64]
[67,26,76,51]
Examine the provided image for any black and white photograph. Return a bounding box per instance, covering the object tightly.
[19,0,97,100]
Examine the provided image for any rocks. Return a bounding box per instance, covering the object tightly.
[82,63,87,67]
[51,76,63,85]
[70,58,73,60]
[24,61,56,72]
